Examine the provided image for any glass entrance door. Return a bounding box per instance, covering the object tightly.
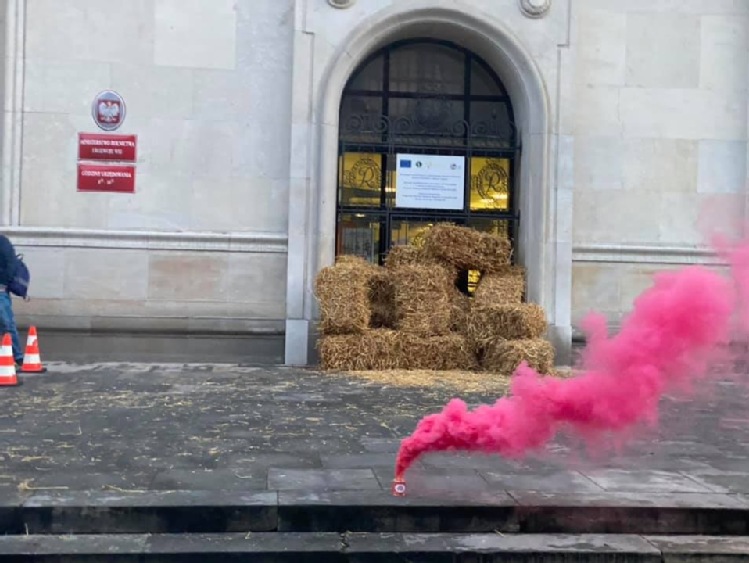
[336,39,520,267]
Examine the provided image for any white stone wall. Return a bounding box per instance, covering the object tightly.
[0,6,5,146]
[570,0,749,329]
[8,0,293,333]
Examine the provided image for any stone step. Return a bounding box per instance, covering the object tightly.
[5,490,749,536]
[0,533,747,562]
[28,329,284,364]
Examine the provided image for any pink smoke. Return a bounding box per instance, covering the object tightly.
[394,252,744,478]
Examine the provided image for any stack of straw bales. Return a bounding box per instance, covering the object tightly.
[315,223,555,374]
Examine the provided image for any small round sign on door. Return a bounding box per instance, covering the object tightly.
[92,90,126,132]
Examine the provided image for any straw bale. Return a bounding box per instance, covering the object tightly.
[421,223,512,272]
[369,269,396,329]
[467,303,548,346]
[482,338,555,374]
[335,254,369,266]
[492,265,526,278]
[480,233,514,273]
[384,245,425,269]
[396,333,479,371]
[390,264,454,336]
[474,267,526,306]
[318,329,400,371]
[314,257,377,335]
[449,289,471,334]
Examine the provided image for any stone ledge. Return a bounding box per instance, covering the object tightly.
[7,227,288,254]
[6,489,748,536]
[346,533,661,557]
[0,532,746,561]
[645,535,749,558]
[573,243,725,265]
[23,330,286,364]
[16,314,286,334]
[0,533,345,559]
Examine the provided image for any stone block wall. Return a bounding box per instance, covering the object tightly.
[8,0,294,334]
[569,0,749,331]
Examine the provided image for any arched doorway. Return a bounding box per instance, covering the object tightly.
[335,39,520,291]
[283,3,573,367]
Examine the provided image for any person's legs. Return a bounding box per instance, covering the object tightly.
[0,292,22,363]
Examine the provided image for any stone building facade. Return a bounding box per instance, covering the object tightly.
[0,0,746,365]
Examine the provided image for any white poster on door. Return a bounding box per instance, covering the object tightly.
[395,154,465,210]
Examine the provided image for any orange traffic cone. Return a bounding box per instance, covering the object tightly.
[21,326,46,373]
[0,334,19,386]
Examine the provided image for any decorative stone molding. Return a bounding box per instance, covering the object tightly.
[518,0,551,19]
[327,0,355,9]
[6,227,288,254]
[572,244,725,266]
[2,0,26,226]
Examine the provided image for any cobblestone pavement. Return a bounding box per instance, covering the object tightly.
[0,362,747,500]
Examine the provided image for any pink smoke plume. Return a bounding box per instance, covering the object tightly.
[394,248,746,478]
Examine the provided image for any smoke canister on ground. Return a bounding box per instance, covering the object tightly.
[391,477,406,496]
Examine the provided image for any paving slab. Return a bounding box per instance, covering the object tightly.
[582,470,716,493]
[320,453,399,469]
[679,471,749,494]
[372,467,493,495]
[268,469,381,491]
[359,438,402,453]
[151,468,267,490]
[481,470,606,493]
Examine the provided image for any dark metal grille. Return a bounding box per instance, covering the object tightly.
[336,38,520,266]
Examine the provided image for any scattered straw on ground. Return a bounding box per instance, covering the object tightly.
[344,369,514,393]
[338,367,575,394]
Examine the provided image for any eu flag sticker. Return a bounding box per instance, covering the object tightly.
[400,159,412,168]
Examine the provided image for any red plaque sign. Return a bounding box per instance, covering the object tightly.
[77,164,136,193]
[78,133,137,162]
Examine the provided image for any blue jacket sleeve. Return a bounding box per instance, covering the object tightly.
[0,236,17,286]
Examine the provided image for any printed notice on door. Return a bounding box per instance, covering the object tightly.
[395,154,465,210]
